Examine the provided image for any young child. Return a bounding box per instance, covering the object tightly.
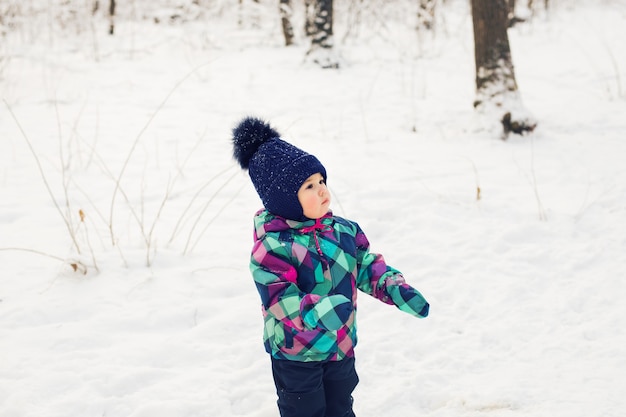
[232,116,429,417]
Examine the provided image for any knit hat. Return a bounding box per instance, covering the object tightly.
[232,116,327,221]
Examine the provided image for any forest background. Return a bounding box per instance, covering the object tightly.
[1,1,625,417]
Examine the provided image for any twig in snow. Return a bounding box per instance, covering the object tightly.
[3,99,83,253]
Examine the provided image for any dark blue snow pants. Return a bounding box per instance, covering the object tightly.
[271,357,359,417]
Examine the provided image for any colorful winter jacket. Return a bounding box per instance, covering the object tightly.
[250,209,429,362]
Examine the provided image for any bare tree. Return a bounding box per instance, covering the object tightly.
[304,0,316,37]
[108,0,115,35]
[305,0,339,69]
[279,0,295,46]
[470,0,535,137]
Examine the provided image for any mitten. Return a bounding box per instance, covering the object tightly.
[384,274,429,318]
[301,294,352,331]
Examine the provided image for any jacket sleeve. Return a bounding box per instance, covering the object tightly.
[354,224,429,318]
[251,234,352,331]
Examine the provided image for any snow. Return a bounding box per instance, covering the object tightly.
[1,1,625,416]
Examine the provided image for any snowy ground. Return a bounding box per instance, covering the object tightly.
[1,1,625,416]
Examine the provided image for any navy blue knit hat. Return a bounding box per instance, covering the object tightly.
[232,116,327,221]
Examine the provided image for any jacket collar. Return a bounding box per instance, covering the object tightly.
[253,209,333,239]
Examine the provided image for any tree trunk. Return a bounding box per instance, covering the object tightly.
[279,0,295,46]
[310,0,333,48]
[471,0,516,99]
[470,0,535,137]
[305,0,339,69]
[108,0,115,35]
[304,0,316,37]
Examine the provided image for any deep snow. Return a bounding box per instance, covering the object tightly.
[1,1,625,416]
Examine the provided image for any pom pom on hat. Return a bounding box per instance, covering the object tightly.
[231,116,327,221]
[232,117,280,169]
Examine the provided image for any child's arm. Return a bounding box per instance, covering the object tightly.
[354,225,429,318]
[251,235,352,331]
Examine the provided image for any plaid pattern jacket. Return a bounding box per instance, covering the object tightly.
[251,209,429,362]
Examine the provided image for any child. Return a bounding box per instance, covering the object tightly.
[232,117,429,417]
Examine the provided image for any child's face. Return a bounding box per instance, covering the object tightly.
[297,172,331,219]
